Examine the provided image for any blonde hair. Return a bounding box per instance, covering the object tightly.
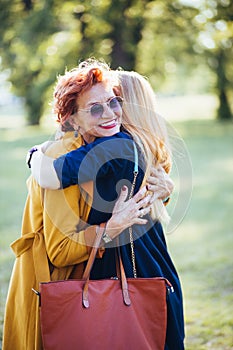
[116,71,172,224]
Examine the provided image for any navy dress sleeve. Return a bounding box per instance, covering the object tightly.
[53,132,138,188]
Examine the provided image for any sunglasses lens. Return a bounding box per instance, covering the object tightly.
[110,97,123,109]
[89,97,123,117]
[90,104,104,118]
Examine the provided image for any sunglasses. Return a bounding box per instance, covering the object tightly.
[79,96,123,118]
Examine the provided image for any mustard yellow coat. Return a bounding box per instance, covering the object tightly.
[2,132,98,350]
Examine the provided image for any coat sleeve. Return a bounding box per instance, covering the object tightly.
[24,176,96,268]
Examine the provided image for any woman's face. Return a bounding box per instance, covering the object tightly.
[73,82,122,143]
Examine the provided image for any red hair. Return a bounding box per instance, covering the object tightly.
[53,66,107,130]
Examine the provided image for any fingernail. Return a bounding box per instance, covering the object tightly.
[122,185,127,191]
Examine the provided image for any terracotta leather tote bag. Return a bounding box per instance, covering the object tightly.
[38,227,172,350]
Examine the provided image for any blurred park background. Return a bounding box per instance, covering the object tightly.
[0,0,233,349]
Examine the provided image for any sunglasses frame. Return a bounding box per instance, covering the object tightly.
[79,96,124,118]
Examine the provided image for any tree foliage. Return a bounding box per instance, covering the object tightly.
[136,1,199,88]
[191,0,233,120]
[0,0,232,124]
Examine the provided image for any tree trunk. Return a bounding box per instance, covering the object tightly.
[107,0,145,70]
[22,0,33,11]
[25,95,43,126]
[216,50,232,120]
[217,90,232,121]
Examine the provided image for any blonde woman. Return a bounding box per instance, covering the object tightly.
[29,69,184,349]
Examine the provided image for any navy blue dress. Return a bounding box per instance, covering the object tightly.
[54,132,185,349]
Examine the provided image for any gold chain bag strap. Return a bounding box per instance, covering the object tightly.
[128,142,139,278]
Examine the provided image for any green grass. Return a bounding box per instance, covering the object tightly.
[0,118,233,349]
[166,119,233,349]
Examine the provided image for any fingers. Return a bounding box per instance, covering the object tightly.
[152,178,174,200]
[149,165,163,178]
[132,205,152,225]
[149,188,169,202]
[110,185,152,237]
[147,165,174,202]
[135,192,152,209]
[117,185,129,203]
[133,218,148,225]
[147,169,166,186]
[137,205,151,218]
[149,192,157,204]
[148,184,170,202]
[147,176,158,186]
[132,186,147,203]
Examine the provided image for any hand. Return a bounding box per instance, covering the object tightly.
[105,186,152,240]
[26,141,54,167]
[147,165,174,203]
[38,140,55,153]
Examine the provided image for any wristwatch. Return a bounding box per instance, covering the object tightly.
[102,230,112,244]
[26,147,38,168]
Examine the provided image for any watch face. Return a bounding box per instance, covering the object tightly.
[102,233,112,243]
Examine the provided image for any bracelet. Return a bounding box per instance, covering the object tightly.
[26,147,38,168]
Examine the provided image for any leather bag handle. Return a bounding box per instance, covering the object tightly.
[82,229,131,308]
[117,245,131,306]
[82,225,104,281]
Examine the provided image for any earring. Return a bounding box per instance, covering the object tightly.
[74,126,80,138]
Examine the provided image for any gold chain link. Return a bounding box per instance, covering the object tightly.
[128,171,138,278]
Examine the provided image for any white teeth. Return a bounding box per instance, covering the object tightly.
[100,120,116,127]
